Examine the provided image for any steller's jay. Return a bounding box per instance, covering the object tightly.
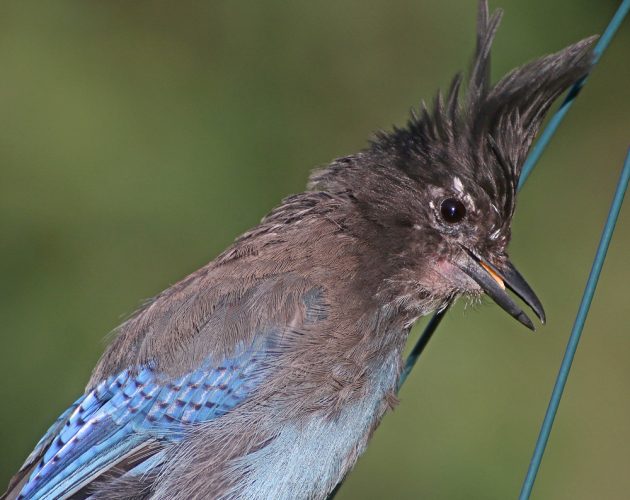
[4,2,596,499]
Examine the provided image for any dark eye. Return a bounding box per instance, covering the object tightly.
[440,198,466,223]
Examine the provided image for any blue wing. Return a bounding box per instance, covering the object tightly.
[17,347,265,500]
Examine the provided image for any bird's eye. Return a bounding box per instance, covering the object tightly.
[440,198,466,223]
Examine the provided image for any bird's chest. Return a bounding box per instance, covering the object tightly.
[237,348,401,500]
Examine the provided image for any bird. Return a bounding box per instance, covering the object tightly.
[4,2,596,499]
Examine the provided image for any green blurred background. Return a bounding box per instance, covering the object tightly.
[1,1,628,498]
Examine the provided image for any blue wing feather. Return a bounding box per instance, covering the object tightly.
[20,399,83,474]
[18,347,266,499]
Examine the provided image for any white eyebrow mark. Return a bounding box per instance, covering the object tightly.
[464,193,475,208]
[453,177,464,193]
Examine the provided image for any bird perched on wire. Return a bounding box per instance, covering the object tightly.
[4,2,595,499]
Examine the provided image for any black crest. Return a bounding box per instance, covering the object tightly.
[373,0,596,217]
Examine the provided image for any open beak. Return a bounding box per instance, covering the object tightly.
[457,247,546,331]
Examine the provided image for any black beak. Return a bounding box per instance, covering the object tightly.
[458,248,546,331]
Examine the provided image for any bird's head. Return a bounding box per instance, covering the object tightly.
[310,1,596,330]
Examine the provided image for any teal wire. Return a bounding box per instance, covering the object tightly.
[519,148,630,499]
[519,0,630,188]
[397,303,450,390]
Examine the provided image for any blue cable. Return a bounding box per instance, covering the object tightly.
[519,149,630,499]
[519,0,630,188]
[397,303,449,389]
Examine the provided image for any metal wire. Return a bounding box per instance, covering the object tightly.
[519,148,630,499]
[518,0,630,188]
[397,303,450,389]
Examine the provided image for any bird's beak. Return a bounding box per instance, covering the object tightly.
[457,247,546,331]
